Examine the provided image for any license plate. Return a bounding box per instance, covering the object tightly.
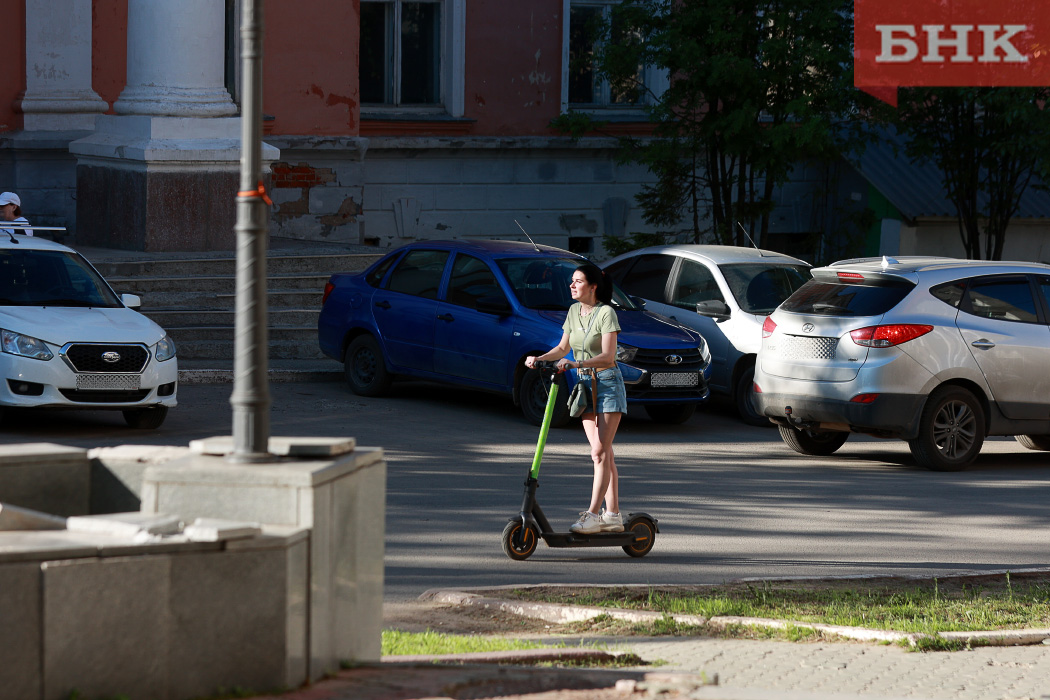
[76,374,141,391]
[650,372,698,388]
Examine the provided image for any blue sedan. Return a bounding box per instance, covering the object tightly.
[318,239,711,426]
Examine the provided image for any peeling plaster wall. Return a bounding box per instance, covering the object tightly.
[263,1,359,136]
[465,0,563,135]
[356,137,654,259]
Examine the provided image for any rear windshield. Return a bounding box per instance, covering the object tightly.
[779,279,913,317]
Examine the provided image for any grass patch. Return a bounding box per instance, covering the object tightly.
[382,629,557,656]
[505,571,1050,639]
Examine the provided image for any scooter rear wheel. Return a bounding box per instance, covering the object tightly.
[622,517,656,558]
[501,521,539,561]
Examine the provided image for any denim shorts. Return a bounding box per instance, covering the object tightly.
[577,366,627,414]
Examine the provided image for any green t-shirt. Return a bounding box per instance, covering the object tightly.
[562,302,621,360]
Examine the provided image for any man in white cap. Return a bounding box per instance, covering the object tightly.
[0,192,33,236]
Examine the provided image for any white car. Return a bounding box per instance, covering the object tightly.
[603,245,811,424]
[0,234,177,428]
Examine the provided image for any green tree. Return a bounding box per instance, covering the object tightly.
[894,87,1050,260]
[556,0,866,248]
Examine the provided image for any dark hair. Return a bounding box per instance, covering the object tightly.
[576,263,612,305]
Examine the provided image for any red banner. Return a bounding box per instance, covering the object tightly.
[855,0,1050,105]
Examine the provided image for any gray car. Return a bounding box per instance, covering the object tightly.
[754,256,1050,471]
[603,245,810,424]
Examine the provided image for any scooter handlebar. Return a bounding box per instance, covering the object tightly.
[530,360,563,372]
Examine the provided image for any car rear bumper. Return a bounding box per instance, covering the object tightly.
[755,391,924,438]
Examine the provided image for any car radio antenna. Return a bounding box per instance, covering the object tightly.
[736,221,770,256]
[514,219,542,252]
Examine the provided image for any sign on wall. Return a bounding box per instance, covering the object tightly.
[854,0,1050,105]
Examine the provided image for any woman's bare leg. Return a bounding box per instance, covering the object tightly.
[581,411,622,514]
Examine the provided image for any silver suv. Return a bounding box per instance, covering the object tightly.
[754,256,1050,471]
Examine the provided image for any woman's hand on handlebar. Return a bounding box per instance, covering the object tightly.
[555,358,575,372]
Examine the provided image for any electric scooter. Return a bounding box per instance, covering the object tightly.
[501,361,659,560]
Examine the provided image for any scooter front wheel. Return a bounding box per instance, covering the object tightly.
[501,520,539,561]
[622,517,656,558]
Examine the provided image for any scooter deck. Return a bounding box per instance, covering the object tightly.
[541,531,640,548]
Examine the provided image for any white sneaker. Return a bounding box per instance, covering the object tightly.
[569,511,601,534]
[599,510,624,532]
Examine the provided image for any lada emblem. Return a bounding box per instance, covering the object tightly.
[101,351,121,364]
[665,355,683,365]
[802,323,815,334]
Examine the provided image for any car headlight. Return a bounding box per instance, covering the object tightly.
[1,329,53,360]
[154,335,177,362]
[616,344,638,362]
[698,336,711,365]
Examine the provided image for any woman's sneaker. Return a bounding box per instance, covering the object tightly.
[599,510,624,532]
[569,511,602,534]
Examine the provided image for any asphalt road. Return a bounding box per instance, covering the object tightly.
[4,379,1050,602]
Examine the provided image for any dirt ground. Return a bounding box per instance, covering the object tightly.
[383,599,563,637]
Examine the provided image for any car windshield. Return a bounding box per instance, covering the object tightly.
[497,257,637,311]
[0,249,122,307]
[718,263,811,314]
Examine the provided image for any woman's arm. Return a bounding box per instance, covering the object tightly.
[525,331,571,368]
[565,331,618,371]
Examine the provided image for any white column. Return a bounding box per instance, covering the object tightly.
[20,0,107,130]
[114,0,236,117]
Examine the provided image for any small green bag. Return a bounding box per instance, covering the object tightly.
[567,381,588,418]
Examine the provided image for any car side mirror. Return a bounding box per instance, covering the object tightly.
[476,295,512,315]
[695,299,730,320]
[121,293,142,310]
[631,296,647,309]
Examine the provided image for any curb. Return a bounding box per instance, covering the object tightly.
[178,368,340,385]
[382,647,637,665]
[421,575,1050,648]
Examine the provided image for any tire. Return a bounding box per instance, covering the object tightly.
[622,516,657,558]
[778,424,849,456]
[344,335,392,397]
[1015,434,1050,451]
[908,386,985,471]
[123,406,168,429]
[501,520,539,561]
[644,403,696,424]
[734,364,770,427]
[519,368,570,428]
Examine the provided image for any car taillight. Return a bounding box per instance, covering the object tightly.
[837,272,864,280]
[850,324,933,347]
[761,316,776,338]
[322,281,335,306]
[851,393,879,403]
[753,382,762,393]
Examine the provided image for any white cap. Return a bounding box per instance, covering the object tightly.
[0,192,20,207]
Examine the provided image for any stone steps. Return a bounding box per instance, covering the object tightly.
[89,246,382,363]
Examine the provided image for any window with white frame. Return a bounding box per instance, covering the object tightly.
[360,0,465,116]
[562,0,666,112]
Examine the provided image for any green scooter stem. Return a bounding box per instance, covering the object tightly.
[529,374,559,479]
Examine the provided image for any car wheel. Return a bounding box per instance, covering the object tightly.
[908,386,985,471]
[344,335,391,397]
[123,406,168,430]
[734,364,770,427]
[1015,435,1050,451]
[644,404,695,424]
[778,424,849,456]
[519,368,570,428]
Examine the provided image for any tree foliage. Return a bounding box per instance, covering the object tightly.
[555,0,865,247]
[894,87,1050,260]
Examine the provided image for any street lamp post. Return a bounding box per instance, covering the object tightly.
[229,0,271,462]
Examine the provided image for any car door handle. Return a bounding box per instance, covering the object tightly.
[437,313,455,322]
[971,339,995,349]
[375,300,391,309]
